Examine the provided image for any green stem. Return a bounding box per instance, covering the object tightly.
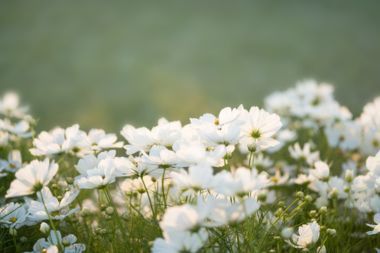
[40,191,65,252]
[141,176,156,219]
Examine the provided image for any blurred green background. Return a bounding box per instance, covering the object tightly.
[0,1,379,132]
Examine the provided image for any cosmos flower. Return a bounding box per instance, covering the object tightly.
[290,221,320,249]
[6,159,58,198]
[367,213,380,235]
[0,202,28,228]
[239,106,282,153]
[75,150,134,189]
[28,187,79,222]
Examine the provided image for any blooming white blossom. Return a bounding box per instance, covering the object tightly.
[28,187,79,222]
[239,106,282,152]
[31,124,121,157]
[0,202,28,228]
[289,143,320,165]
[27,230,85,253]
[212,167,269,196]
[367,213,380,235]
[0,92,28,118]
[290,221,320,249]
[0,150,22,173]
[169,165,214,192]
[6,159,58,198]
[75,150,134,189]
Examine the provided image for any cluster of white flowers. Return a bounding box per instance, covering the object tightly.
[0,80,379,252]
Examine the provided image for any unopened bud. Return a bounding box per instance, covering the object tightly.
[319,206,328,214]
[9,228,17,236]
[304,195,313,203]
[295,191,304,199]
[327,228,336,236]
[40,222,50,234]
[105,207,114,215]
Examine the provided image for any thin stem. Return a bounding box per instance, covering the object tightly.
[161,168,167,209]
[39,191,65,251]
[141,176,156,219]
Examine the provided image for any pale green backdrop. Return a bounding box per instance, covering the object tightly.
[0,1,379,131]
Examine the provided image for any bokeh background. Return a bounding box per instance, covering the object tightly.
[1,1,379,132]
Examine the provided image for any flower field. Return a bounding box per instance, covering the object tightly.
[0,80,380,252]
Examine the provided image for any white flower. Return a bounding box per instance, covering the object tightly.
[0,202,28,228]
[239,106,282,152]
[367,213,380,235]
[120,175,155,194]
[206,197,260,225]
[30,127,65,156]
[151,118,183,148]
[152,229,208,253]
[170,165,214,192]
[174,140,226,167]
[290,221,320,249]
[212,167,269,196]
[0,119,32,138]
[325,120,360,150]
[31,125,89,156]
[75,151,134,189]
[281,227,294,239]
[289,143,320,165]
[28,187,79,222]
[121,125,154,155]
[310,161,330,181]
[0,92,28,118]
[0,150,22,173]
[87,129,123,151]
[160,204,205,233]
[190,106,243,146]
[40,222,50,233]
[6,159,58,198]
[27,230,85,253]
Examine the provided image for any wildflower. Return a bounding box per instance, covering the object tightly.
[87,128,123,151]
[190,106,243,147]
[325,121,360,151]
[159,204,205,233]
[0,119,32,138]
[240,106,282,152]
[27,230,85,253]
[289,143,320,165]
[152,229,208,253]
[212,167,269,196]
[0,92,28,118]
[28,187,79,222]
[290,221,320,249]
[0,202,28,228]
[75,151,134,189]
[309,161,330,181]
[120,125,155,155]
[0,150,22,176]
[40,222,50,233]
[367,213,380,235]
[6,159,58,198]
[169,165,214,192]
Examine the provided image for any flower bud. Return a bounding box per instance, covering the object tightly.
[319,206,328,214]
[66,177,74,184]
[281,227,293,239]
[295,191,304,199]
[40,222,50,234]
[105,207,114,215]
[327,228,336,236]
[309,210,317,218]
[304,195,313,203]
[9,228,17,236]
